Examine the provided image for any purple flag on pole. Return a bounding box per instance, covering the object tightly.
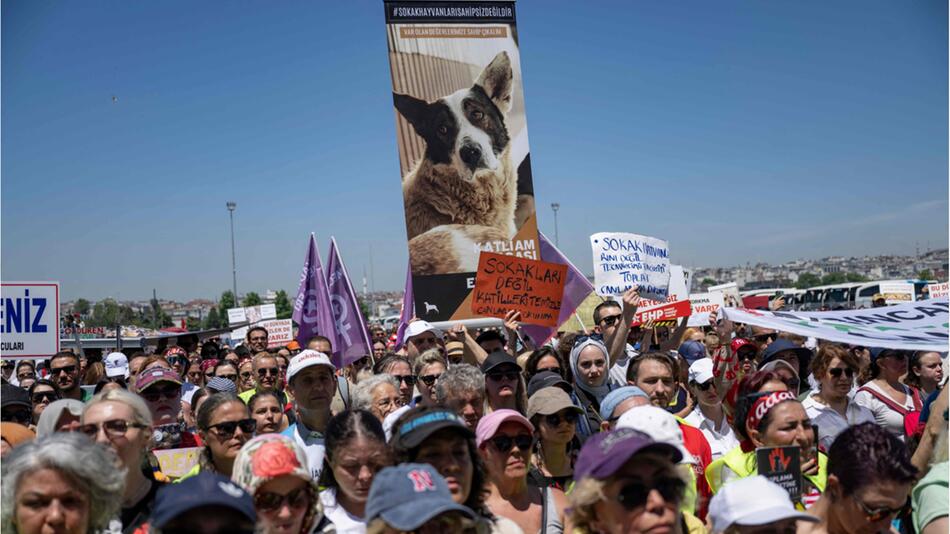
[520,232,594,345]
[326,237,374,367]
[292,234,336,360]
[394,263,414,350]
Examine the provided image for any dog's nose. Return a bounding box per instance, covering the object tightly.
[459,144,482,169]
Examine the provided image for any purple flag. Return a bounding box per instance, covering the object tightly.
[520,232,595,345]
[326,237,374,367]
[394,262,414,350]
[292,234,335,358]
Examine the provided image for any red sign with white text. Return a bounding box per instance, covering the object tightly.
[631,300,692,326]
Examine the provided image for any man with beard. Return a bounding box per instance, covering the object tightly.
[49,351,90,402]
[244,326,269,353]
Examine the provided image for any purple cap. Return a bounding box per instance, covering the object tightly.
[134,367,182,393]
[574,428,683,481]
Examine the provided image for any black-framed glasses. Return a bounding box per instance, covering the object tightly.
[487,370,519,382]
[544,411,577,427]
[208,418,256,439]
[79,419,148,439]
[32,391,59,404]
[140,385,181,403]
[827,367,856,379]
[489,434,534,453]
[615,476,686,511]
[393,375,417,386]
[535,366,561,375]
[852,495,905,522]
[255,486,311,512]
[419,373,442,386]
[217,374,238,382]
[2,362,15,371]
[257,368,279,377]
[599,314,623,327]
[50,365,77,375]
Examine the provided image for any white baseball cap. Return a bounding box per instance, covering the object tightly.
[287,350,336,383]
[616,405,694,464]
[402,320,441,344]
[688,358,714,385]
[105,352,129,379]
[708,475,817,533]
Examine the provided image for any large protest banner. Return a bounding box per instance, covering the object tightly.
[472,252,566,327]
[384,1,540,322]
[721,298,949,352]
[591,232,671,301]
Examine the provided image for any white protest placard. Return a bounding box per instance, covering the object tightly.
[227,304,277,325]
[879,282,914,304]
[591,232,670,301]
[709,282,741,307]
[232,318,293,348]
[1,282,60,358]
[720,298,948,352]
[669,265,689,302]
[928,282,949,299]
[687,292,725,327]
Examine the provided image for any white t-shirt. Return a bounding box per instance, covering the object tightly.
[802,394,875,451]
[682,408,739,461]
[320,487,366,534]
[853,381,915,441]
[281,421,326,480]
[608,345,638,387]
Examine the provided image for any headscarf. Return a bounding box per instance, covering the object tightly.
[35,399,84,438]
[200,359,220,374]
[1,422,35,449]
[570,337,612,403]
[232,433,326,534]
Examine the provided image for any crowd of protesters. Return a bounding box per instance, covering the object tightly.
[1,286,947,534]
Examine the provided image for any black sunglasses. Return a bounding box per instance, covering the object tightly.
[489,434,534,453]
[487,370,519,382]
[419,373,442,386]
[208,418,256,438]
[753,334,776,343]
[255,486,311,512]
[80,419,148,439]
[50,365,77,375]
[827,367,856,379]
[616,476,686,510]
[599,314,623,327]
[32,391,59,404]
[694,380,714,391]
[141,385,181,403]
[257,368,279,377]
[544,412,576,427]
[393,375,417,386]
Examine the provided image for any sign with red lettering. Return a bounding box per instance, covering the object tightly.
[631,299,691,326]
[928,282,949,299]
[472,252,566,327]
[756,445,803,502]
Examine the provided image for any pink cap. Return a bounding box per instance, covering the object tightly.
[475,409,534,448]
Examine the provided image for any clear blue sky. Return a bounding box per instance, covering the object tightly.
[3,1,947,301]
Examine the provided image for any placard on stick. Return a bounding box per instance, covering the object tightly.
[472,252,566,327]
[756,445,803,502]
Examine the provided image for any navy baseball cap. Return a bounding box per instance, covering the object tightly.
[527,371,572,398]
[575,428,682,481]
[760,339,812,376]
[150,472,256,528]
[480,350,519,374]
[677,340,706,365]
[390,407,474,450]
[365,463,476,530]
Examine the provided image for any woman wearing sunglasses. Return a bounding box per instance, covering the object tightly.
[526,387,582,491]
[568,427,698,534]
[179,391,255,481]
[373,355,415,406]
[801,423,917,534]
[232,434,333,534]
[854,348,921,441]
[802,344,874,452]
[238,357,256,393]
[27,379,61,426]
[81,389,165,532]
[413,350,447,407]
[477,409,571,534]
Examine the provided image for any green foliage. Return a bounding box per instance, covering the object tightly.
[87,298,136,327]
[218,291,237,320]
[356,296,371,321]
[845,272,868,283]
[274,290,293,319]
[820,272,848,285]
[73,298,91,316]
[701,277,717,286]
[918,269,933,280]
[795,273,822,289]
[243,292,262,306]
[203,307,222,329]
[186,317,202,331]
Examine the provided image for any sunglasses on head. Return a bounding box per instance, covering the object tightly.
[255,486,311,513]
[827,367,855,379]
[573,333,604,347]
[208,418,256,438]
[257,368,279,377]
[419,373,442,386]
[489,434,534,453]
[599,314,623,327]
[615,476,686,511]
[852,495,905,522]
[50,365,77,375]
[544,411,576,427]
[80,419,147,439]
[487,370,519,382]
[141,385,180,403]
[393,375,417,386]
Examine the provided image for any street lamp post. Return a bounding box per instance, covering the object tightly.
[226,201,238,305]
[550,202,560,247]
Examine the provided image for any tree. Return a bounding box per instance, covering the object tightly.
[204,307,222,329]
[845,272,868,283]
[918,269,933,280]
[274,290,293,319]
[88,299,136,327]
[218,291,237,321]
[356,296,372,321]
[243,292,262,306]
[701,278,717,287]
[821,272,848,285]
[73,298,91,316]
[186,317,202,331]
[795,273,822,289]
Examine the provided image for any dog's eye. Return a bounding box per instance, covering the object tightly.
[471,110,484,120]
[437,125,448,135]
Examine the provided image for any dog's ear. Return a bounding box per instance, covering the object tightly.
[393,93,430,136]
[475,51,513,114]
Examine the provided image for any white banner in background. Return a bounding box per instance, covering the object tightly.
[721,298,949,352]
[687,292,725,327]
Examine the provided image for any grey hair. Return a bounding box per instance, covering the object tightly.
[351,374,400,412]
[1,433,125,533]
[435,363,484,405]
[413,349,446,377]
[84,388,153,428]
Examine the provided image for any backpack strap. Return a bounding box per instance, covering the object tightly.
[857,386,912,417]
